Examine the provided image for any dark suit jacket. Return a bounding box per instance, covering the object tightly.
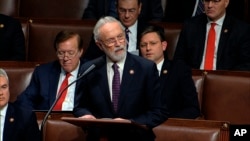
[160,59,200,119]
[83,20,149,60]
[75,54,167,125]
[164,0,196,22]
[0,14,25,61]
[3,103,41,141]
[16,60,84,110]
[174,14,250,71]
[74,54,168,140]
[82,0,163,22]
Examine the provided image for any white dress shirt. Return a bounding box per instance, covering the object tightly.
[56,62,80,111]
[127,21,139,55]
[0,104,8,141]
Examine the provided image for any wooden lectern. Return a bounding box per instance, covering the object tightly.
[61,117,148,141]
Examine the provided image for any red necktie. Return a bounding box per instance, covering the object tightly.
[204,23,216,70]
[112,63,120,112]
[53,73,71,110]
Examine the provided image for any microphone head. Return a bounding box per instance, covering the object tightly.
[78,56,105,77]
[91,56,105,68]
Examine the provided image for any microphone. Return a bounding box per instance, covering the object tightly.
[40,57,104,132]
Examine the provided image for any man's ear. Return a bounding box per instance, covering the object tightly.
[162,41,167,51]
[96,41,104,51]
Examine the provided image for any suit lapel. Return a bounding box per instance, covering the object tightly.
[217,15,231,65]
[3,104,16,140]
[197,16,209,66]
[48,62,61,106]
[118,54,135,110]
[98,62,112,105]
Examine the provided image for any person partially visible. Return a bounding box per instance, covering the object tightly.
[83,0,150,60]
[16,31,84,110]
[82,0,163,22]
[74,16,168,141]
[139,25,201,119]
[0,14,26,61]
[0,68,41,141]
[164,0,201,22]
[174,0,250,71]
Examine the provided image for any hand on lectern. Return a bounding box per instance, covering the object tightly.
[79,114,96,119]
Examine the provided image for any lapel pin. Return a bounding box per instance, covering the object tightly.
[9,118,14,122]
[163,70,168,74]
[224,29,228,33]
[129,69,134,75]
[0,24,4,28]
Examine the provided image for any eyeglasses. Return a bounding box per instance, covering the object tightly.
[57,50,78,59]
[100,33,125,47]
[118,8,137,15]
[203,0,221,4]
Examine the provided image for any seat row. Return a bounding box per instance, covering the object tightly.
[18,18,182,62]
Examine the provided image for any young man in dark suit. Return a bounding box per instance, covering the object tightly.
[139,25,200,119]
[0,68,41,141]
[174,0,250,71]
[74,16,168,141]
[0,14,26,61]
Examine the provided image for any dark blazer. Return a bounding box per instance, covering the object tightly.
[83,0,163,21]
[3,103,41,141]
[74,53,168,140]
[174,14,250,71]
[160,59,200,119]
[164,0,196,22]
[0,14,25,61]
[83,20,149,60]
[75,53,167,125]
[16,60,84,110]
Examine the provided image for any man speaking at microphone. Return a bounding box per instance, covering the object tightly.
[16,31,84,111]
[73,16,168,141]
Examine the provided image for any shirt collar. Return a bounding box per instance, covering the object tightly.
[207,13,225,26]
[61,61,80,77]
[157,59,164,76]
[0,103,8,117]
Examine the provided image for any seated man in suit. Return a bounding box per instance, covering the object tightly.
[74,16,168,141]
[0,68,41,141]
[139,25,201,119]
[0,14,26,61]
[174,0,250,71]
[16,31,85,111]
[83,0,150,60]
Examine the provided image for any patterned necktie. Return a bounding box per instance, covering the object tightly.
[53,73,71,110]
[125,28,130,48]
[112,63,120,112]
[204,23,216,70]
[195,0,204,16]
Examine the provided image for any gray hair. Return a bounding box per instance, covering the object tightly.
[93,16,125,41]
[0,68,9,82]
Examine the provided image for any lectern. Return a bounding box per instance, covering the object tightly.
[61,117,148,141]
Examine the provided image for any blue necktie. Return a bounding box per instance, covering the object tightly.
[112,63,120,112]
